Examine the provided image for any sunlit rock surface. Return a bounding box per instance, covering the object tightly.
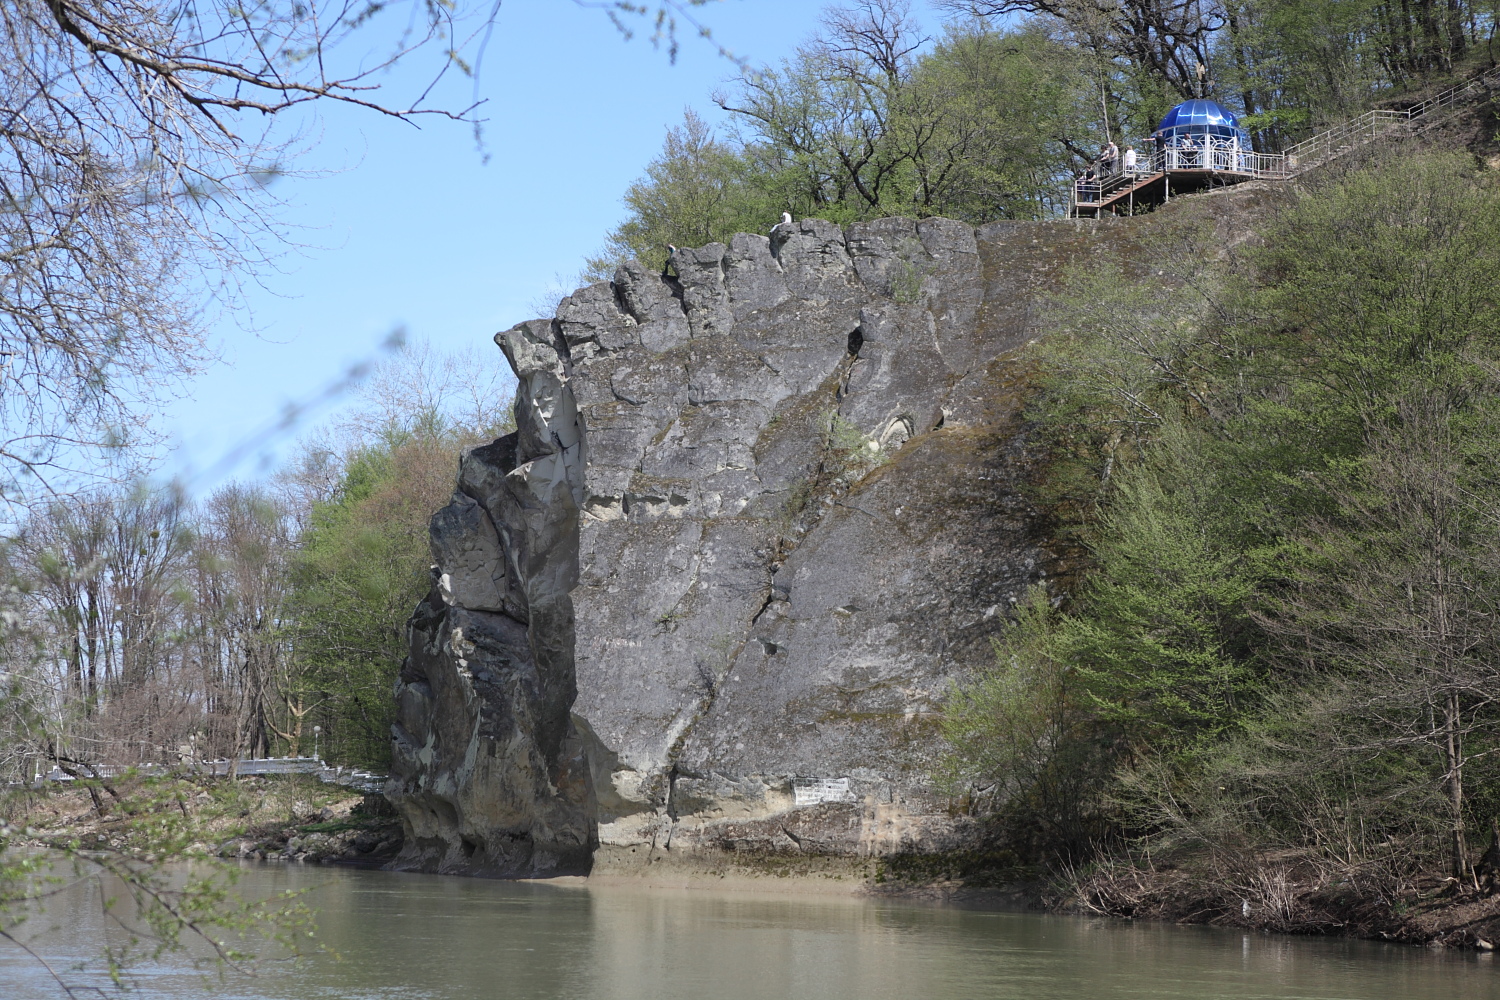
[389,213,1150,875]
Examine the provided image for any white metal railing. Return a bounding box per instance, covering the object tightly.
[28,756,385,793]
[1283,65,1500,172]
[1155,137,1287,176]
[1073,65,1500,213]
[1406,65,1500,117]
[1074,137,1287,207]
[1280,109,1408,173]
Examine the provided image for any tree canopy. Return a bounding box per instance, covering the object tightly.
[591,0,1500,276]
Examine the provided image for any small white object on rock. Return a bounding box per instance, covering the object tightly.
[794,777,854,806]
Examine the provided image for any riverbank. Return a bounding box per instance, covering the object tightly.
[1054,852,1500,951]
[10,777,1500,949]
[606,843,1500,950]
[870,843,1500,950]
[1,772,403,867]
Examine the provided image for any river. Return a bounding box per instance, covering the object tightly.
[3,862,1497,999]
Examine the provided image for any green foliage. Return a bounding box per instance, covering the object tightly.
[1211,0,1487,146]
[0,342,515,780]
[823,411,887,480]
[888,257,924,303]
[941,588,1111,857]
[897,24,1101,220]
[587,109,779,278]
[1064,426,1261,752]
[886,237,928,303]
[592,18,1103,275]
[1028,0,1491,153]
[944,153,1500,883]
[588,0,1500,277]
[290,420,502,770]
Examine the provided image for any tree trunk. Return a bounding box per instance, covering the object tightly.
[1446,688,1469,881]
[1226,10,1262,153]
[84,581,99,710]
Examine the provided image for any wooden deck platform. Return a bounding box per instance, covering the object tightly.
[1073,167,1262,217]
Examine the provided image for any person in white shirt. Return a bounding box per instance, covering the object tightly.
[1123,146,1137,174]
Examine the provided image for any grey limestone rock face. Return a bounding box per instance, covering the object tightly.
[391,214,1125,875]
[385,321,596,877]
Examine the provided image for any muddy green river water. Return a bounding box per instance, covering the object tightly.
[4,862,1499,999]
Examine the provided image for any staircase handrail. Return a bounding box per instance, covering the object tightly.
[1282,65,1500,171]
[1282,110,1407,168]
[1405,63,1500,118]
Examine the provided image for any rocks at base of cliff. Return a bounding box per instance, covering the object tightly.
[588,766,981,872]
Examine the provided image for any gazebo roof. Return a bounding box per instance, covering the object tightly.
[1156,99,1245,137]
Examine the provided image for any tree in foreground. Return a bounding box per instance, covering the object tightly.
[0,0,731,507]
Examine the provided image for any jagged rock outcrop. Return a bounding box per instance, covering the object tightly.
[566,217,1096,868]
[386,320,595,877]
[388,210,1190,876]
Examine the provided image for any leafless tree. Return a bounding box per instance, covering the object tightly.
[822,0,928,82]
[1257,388,1500,883]
[716,0,929,210]
[338,338,518,442]
[0,2,492,502]
[942,0,1224,100]
[191,484,294,762]
[0,1,724,506]
[4,481,294,769]
[7,487,191,765]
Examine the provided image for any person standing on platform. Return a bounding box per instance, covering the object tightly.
[1178,133,1197,168]
[1123,145,1137,174]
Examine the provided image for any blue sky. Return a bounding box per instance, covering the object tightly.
[164,0,952,492]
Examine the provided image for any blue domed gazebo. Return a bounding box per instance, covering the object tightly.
[1073,98,1284,218]
[1153,99,1252,147]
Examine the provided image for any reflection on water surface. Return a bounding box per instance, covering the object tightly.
[3,862,1497,999]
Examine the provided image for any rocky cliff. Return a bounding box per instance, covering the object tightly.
[386,322,596,877]
[386,212,1146,877]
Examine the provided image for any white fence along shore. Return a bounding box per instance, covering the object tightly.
[25,757,385,793]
